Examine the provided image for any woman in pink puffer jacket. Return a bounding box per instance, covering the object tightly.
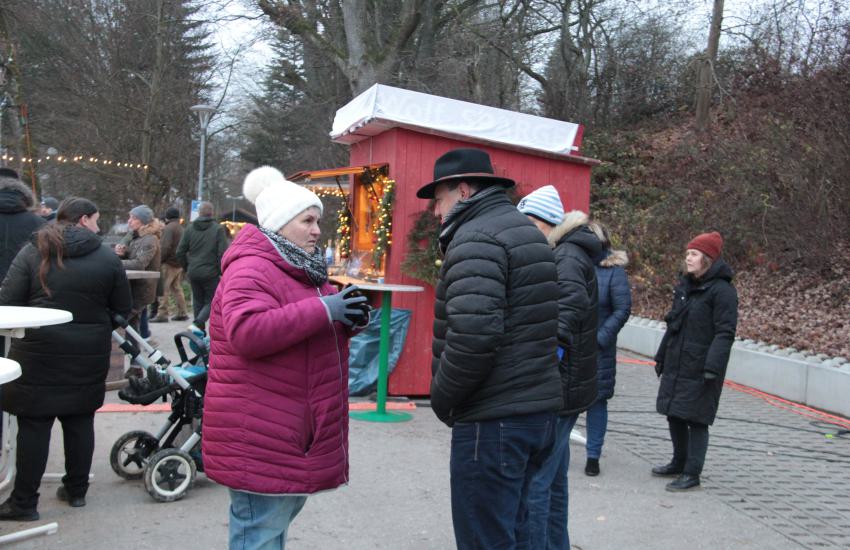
[202,166,368,550]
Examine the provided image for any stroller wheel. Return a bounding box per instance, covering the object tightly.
[110,431,159,480]
[144,448,197,502]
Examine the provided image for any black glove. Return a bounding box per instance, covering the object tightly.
[319,285,369,326]
[342,286,372,326]
[703,371,718,381]
[654,362,663,378]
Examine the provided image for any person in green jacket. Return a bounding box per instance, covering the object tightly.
[175,202,229,328]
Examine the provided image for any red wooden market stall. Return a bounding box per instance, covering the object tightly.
[294,84,599,396]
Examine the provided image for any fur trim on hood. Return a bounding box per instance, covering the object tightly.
[600,249,628,268]
[0,176,35,208]
[137,220,163,238]
[547,210,589,248]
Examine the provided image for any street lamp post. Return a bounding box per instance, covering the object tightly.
[190,104,216,201]
[226,195,244,222]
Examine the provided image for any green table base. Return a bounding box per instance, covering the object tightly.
[350,290,412,423]
[349,410,413,423]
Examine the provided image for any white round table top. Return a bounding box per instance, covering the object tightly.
[330,275,424,293]
[125,270,161,280]
[0,306,73,330]
[0,357,22,384]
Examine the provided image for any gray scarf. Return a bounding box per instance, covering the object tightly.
[259,226,328,287]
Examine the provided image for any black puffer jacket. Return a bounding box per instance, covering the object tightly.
[548,211,602,416]
[655,259,738,425]
[0,225,132,417]
[0,176,44,282]
[430,189,562,426]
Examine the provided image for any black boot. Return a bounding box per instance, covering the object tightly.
[651,461,684,477]
[585,458,600,476]
[0,498,39,521]
[665,474,700,492]
[57,485,86,507]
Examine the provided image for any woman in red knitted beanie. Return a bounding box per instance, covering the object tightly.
[651,231,738,492]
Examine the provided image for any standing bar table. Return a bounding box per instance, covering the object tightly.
[0,307,71,544]
[125,270,161,280]
[332,277,423,423]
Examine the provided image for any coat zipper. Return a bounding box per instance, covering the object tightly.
[316,287,349,483]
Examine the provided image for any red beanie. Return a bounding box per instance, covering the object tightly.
[686,231,723,259]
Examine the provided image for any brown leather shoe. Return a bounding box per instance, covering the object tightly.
[149,316,170,323]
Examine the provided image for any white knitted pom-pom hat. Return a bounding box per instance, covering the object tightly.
[243,166,323,232]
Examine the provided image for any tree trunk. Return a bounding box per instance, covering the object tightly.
[140,0,166,191]
[694,0,724,131]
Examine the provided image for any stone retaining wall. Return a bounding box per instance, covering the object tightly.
[618,317,850,418]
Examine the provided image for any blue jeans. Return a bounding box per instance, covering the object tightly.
[450,411,556,550]
[585,399,608,459]
[522,414,579,550]
[228,490,307,550]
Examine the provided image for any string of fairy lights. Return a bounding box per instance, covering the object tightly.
[371,176,395,270]
[306,187,346,199]
[333,171,395,270]
[0,153,148,171]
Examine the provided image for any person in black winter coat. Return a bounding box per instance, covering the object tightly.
[176,201,229,328]
[0,168,44,283]
[518,184,602,549]
[0,198,132,521]
[583,222,631,477]
[418,149,562,550]
[653,231,738,492]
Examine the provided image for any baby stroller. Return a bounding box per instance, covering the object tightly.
[108,316,208,502]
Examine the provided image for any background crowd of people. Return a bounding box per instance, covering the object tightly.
[0,152,737,549]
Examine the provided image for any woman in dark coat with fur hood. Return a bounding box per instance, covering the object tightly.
[583,222,631,477]
[652,231,738,492]
[0,198,131,520]
[0,168,44,283]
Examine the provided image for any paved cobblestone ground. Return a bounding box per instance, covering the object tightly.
[2,321,847,549]
[594,353,850,549]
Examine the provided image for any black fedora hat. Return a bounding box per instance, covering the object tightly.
[416,148,515,199]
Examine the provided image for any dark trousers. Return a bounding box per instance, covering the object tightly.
[11,413,95,510]
[189,276,219,323]
[450,411,557,550]
[668,416,709,476]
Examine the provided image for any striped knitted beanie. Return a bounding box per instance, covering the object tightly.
[517,185,564,226]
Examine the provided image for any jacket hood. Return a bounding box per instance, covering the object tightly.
[222,224,308,283]
[192,217,215,231]
[0,176,35,212]
[61,225,102,258]
[599,249,628,268]
[137,220,162,238]
[701,257,734,283]
[548,210,603,258]
[683,256,734,288]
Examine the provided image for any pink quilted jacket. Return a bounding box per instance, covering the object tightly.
[201,224,350,494]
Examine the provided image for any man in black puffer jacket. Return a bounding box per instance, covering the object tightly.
[417,149,562,550]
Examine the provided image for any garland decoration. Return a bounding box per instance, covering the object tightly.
[336,206,351,259]
[371,176,395,270]
[401,203,442,285]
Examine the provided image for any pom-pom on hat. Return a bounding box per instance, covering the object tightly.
[243,166,323,233]
[686,231,723,259]
[517,185,565,226]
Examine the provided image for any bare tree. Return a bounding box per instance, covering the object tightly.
[694,0,724,130]
[256,0,424,95]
